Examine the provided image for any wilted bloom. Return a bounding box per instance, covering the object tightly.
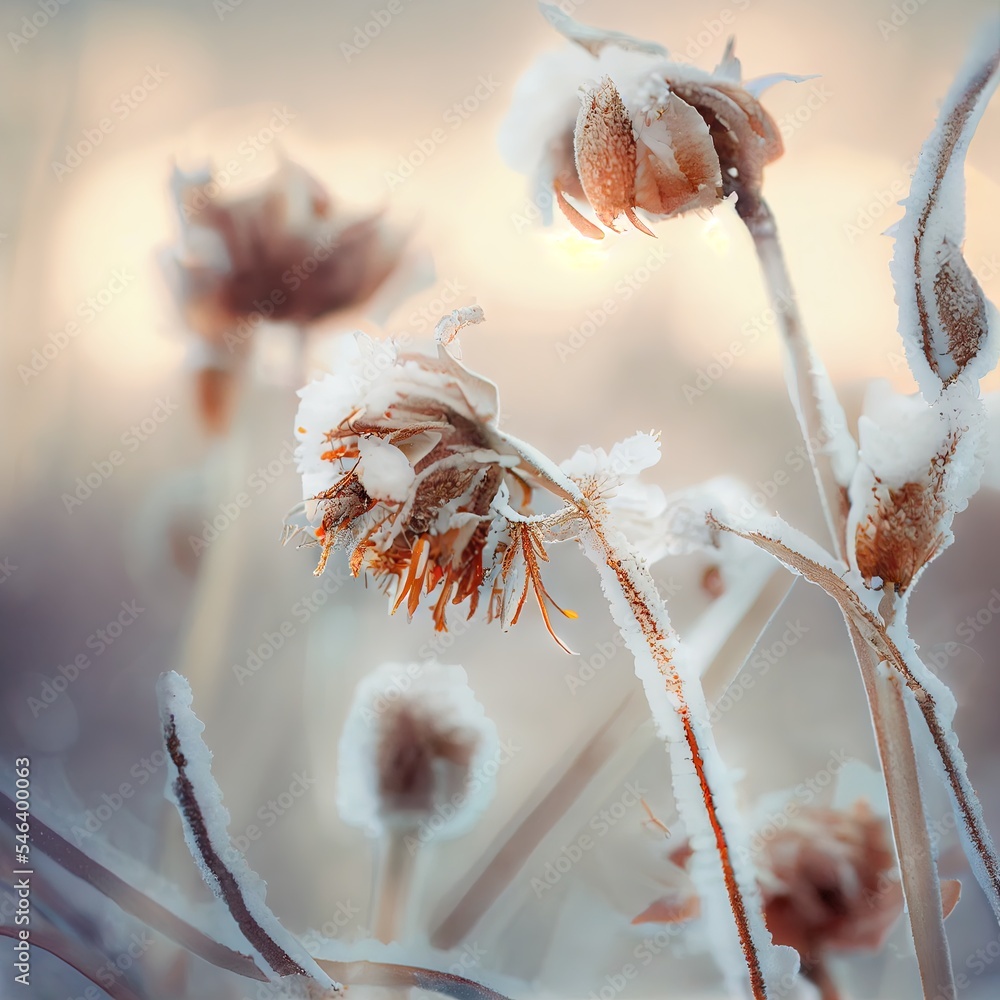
[293,311,599,645]
[846,378,985,593]
[337,661,499,839]
[164,155,408,430]
[635,802,908,991]
[500,4,795,238]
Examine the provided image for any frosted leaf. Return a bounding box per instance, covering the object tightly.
[336,662,499,840]
[155,671,340,992]
[889,30,1000,398]
[356,437,415,502]
[537,2,667,57]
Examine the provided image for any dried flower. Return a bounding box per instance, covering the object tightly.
[846,378,985,593]
[337,661,499,839]
[500,5,798,238]
[635,802,915,993]
[167,156,406,345]
[292,312,597,644]
[164,155,408,431]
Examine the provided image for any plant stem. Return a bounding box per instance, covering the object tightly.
[738,196,848,559]
[373,830,419,944]
[846,618,955,1000]
[578,514,780,999]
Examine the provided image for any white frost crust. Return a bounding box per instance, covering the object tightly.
[356,436,414,502]
[889,29,1000,399]
[155,671,339,990]
[577,521,798,995]
[845,378,987,585]
[336,662,499,839]
[886,617,1000,922]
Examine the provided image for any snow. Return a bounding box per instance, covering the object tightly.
[336,662,499,839]
[356,436,415,502]
[156,671,340,991]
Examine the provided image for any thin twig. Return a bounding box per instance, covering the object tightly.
[738,195,849,559]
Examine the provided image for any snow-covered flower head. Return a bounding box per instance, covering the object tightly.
[337,661,499,839]
[293,309,672,647]
[500,4,793,239]
[846,378,986,594]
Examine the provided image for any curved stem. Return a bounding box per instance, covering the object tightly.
[845,619,955,1000]
[738,196,849,559]
[577,513,785,999]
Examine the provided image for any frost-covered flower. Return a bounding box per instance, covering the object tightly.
[635,802,908,993]
[294,310,652,643]
[167,156,406,345]
[500,4,794,238]
[846,378,986,593]
[337,661,499,839]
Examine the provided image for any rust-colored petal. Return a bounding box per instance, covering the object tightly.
[573,77,638,231]
[633,91,722,218]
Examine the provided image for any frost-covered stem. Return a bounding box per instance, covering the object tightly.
[858,615,1000,921]
[709,517,1000,922]
[738,196,847,558]
[373,830,419,944]
[577,512,779,1000]
[845,619,955,1000]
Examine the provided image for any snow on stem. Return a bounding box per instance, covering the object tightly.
[156,671,341,992]
[576,513,795,999]
[709,516,1000,923]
